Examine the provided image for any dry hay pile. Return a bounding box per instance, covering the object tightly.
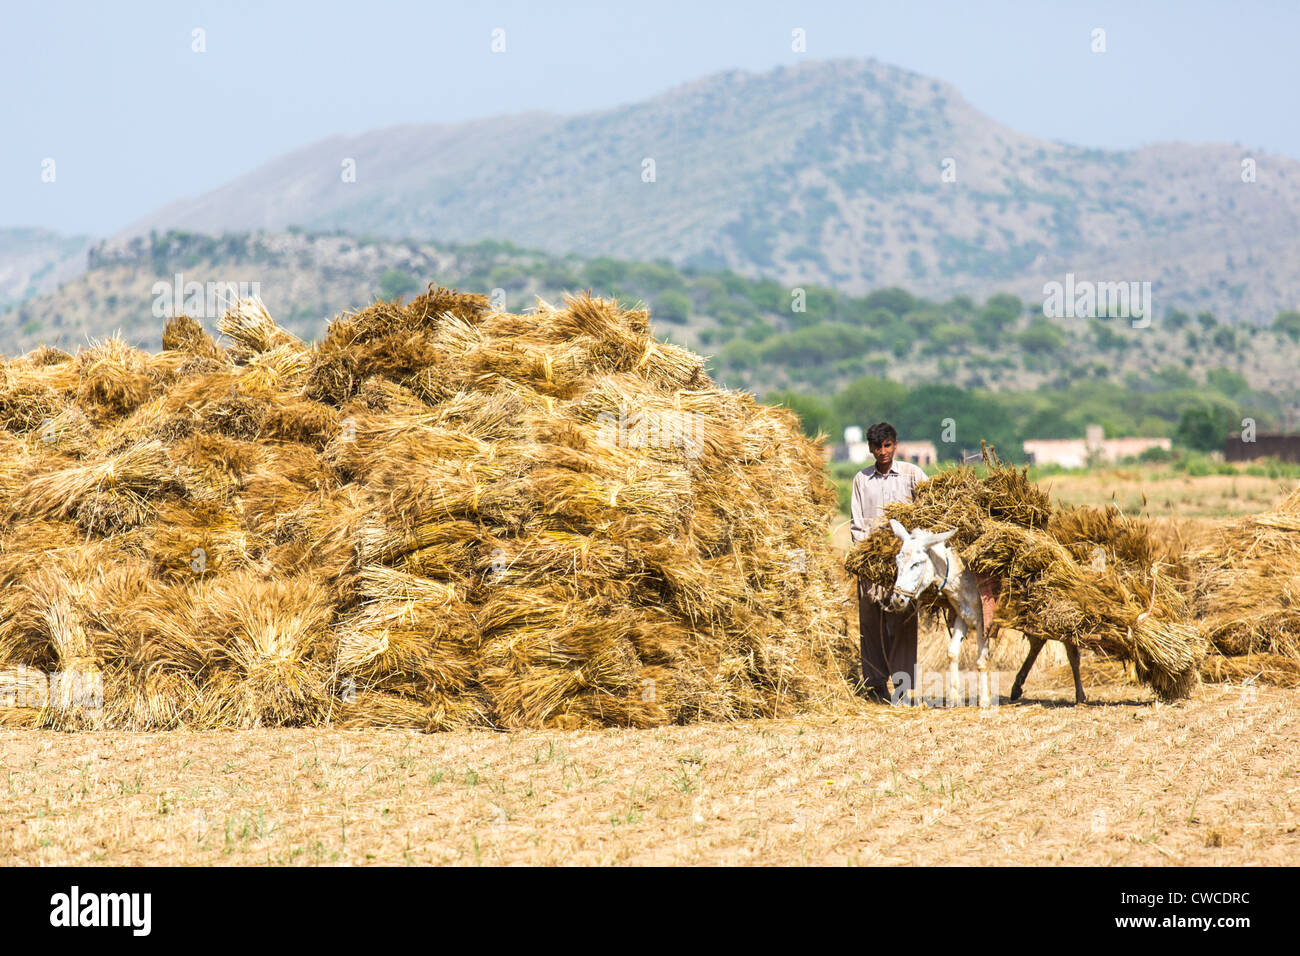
[0,289,858,731]
[845,455,1205,701]
[1186,486,1300,686]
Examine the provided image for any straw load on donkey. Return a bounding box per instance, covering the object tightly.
[846,457,1207,703]
[0,289,860,731]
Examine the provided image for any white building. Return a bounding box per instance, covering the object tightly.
[1023,425,1171,468]
[896,440,938,466]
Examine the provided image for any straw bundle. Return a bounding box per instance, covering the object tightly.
[1198,652,1300,688]
[0,291,857,730]
[1185,486,1300,672]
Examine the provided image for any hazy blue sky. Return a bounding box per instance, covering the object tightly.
[4,0,1297,235]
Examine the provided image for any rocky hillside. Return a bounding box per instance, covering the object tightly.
[118,58,1300,323]
[7,230,1300,406]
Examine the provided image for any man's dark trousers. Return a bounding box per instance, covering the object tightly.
[857,579,919,702]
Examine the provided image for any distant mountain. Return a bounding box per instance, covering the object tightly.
[8,230,1300,409]
[0,227,93,313]
[120,58,1300,323]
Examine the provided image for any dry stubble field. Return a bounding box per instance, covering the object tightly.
[2,469,1298,866]
[3,676,1297,866]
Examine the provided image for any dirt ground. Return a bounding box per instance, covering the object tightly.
[3,671,1295,866]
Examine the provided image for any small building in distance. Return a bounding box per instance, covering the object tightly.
[830,427,937,466]
[1223,433,1300,463]
[896,440,938,466]
[1022,425,1171,468]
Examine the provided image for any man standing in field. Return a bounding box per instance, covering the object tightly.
[850,422,928,704]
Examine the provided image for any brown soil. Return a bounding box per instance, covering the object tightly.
[3,673,1294,866]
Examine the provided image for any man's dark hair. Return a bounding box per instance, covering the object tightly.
[866,422,898,447]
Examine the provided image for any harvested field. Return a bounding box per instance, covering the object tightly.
[2,674,1295,866]
[1,420,1297,867]
[1044,466,1295,519]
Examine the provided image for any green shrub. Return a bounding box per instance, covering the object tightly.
[767,390,838,439]
[1017,320,1066,354]
[654,290,691,324]
[1137,445,1173,463]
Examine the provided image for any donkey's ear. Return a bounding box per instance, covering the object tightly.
[889,519,910,542]
[925,529,957,547]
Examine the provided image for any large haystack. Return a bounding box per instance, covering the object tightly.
[0,290,858,730]
[845,455,1206,701]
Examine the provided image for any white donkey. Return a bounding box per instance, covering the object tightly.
[886,519,991,707]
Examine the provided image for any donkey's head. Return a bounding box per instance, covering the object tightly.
[887,519,957,611]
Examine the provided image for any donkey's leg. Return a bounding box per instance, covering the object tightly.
[975,616,991,708]
[1066,642,1087,704]
[946,614,964,707]
[1010,636,1045,702]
